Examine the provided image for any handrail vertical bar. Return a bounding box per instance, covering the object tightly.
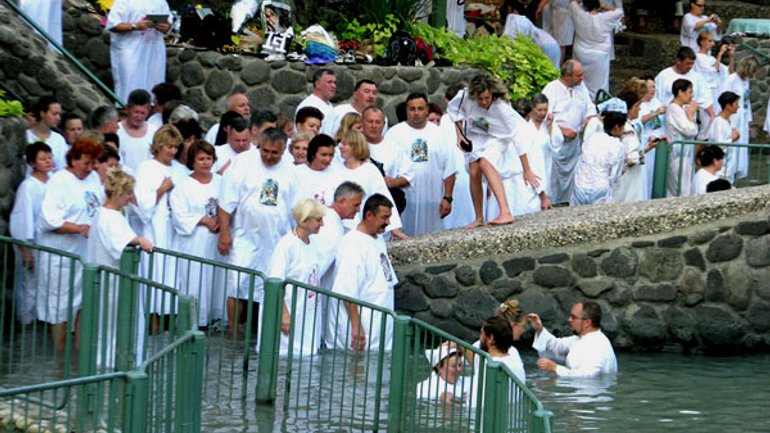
[652,140,670,198]
[117,248,141,372]
[256,277,285,403]
[76,263,100,432]
[387,315,411,433]
[123,371,149,433]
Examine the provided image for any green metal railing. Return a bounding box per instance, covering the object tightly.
[651,140,770,198]
[3,0,125,107]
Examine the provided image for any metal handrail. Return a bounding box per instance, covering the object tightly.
[3,0,125,107]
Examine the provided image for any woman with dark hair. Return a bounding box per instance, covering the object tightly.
[27,96,67,172]
[613,79,657,203]
[170,140,223,327]
[692,145,725,194]
[60,112,84,146]
[37,138,105,351]
[213,111,245,146]
[172,117,202,177]
[293,134,338,206]
[665,78,699,196]
[569,0,624,99]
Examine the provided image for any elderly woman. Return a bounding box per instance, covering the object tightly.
[133,124,184,332]
[266,198,325,357]
[288,131,313,165]
[37,138,104,351]
[169,140,223,327]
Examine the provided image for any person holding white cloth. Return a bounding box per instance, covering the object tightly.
[528,301,618,378]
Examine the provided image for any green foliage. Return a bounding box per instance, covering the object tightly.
[0,91,24,118]
[412,23,560,100]
[339,15,398,58]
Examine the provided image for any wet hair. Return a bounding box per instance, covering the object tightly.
[259,127,288,150]
[25,142,52,165]
[342,130,369,161]
[296,106,324,125]
[335,112,362,143]
[32,96,58,122]
[468,74,509,102]
[603,111,628,133]
[312,68,335,86]
[532,93,549,106]
[127,89,152,107]
[104,167,135,199]
[445,83,466,101]
[675,46,697,61]
[362,193,393,217]
[482,316,514,352]
[216,111,247,146]
[186,140,217,170]
[696,145,725,167]
[89,105,118,129]
[250,110,278,129]
[354,79,376,91]
[580,301,602,328]
[706,178,732,192]
[512,98,533,118]
[151,83,182,106]
[497,299,526,326]
[718,91,740,110]
[66,138,104,167]
[292,198,326,225]
[428,102,443,116]
[98,144,120,164]
[672,78,693,98]
[306,133,336,163]
[405,92,429,106]
[334,181,365,202]
[150,124,183,156]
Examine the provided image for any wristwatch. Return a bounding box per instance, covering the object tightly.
[443,196,454,204]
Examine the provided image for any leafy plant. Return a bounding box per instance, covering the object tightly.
[338,14,398,58]
[0,91,24,118]
[412,23,560,100]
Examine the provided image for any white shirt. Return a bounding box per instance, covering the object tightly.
[573,131,625,192]
[296,94,336,136]
[692,168,720,194]
[654,67,713,110]
[533,328,618,378]
[213,143,252,175]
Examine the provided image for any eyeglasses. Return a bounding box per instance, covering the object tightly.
[695,3,705,7]
[569,314,587,321]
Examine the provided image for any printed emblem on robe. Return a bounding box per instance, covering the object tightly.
[260,179,279,206]
[313,191,326,205]
[84,191,100,217]
[380,253,393,283]
[205,197,219,218]
[471,116,490,133]
[411,138,429,162]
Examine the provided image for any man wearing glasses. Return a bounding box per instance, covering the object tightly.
[527,301,618,377]
[681,0,723,52]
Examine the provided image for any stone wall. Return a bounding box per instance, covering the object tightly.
[0,118,28,235]
[390,186,770,354]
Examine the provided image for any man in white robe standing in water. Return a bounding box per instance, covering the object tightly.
[528,301,618,378]
[541,60,597,204]
[326,194,397,352]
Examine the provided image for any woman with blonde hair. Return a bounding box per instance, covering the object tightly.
[335,131,406,239]
[288,131,314,165]
[265,198,326,356]
[86,168,153,368]
[334,112,363,143]
[133,124,184,332]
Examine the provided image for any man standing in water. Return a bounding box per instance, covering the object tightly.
[528,301,618,377]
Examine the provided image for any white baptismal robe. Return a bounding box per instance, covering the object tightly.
[266,233,323,357]
[326,230,396,352]
[106,0,170,103]
[117,123,158,173]
[530,118,564,199]
[692,168,720,195]
[707,116,737,182]
[220,151,296,301]
[385,122,459,237]
[681,12,720,52]
[654,67,713,112]
[510,121,546,216]
[332,162,403,233]
[25,130,67,174]
[293,163,339,206]
[542,79,597,204]
[724,73,751,178]
[694,53,728,117]
[571,131,625,206]
[570,2,624,99]
[533,328,618,378]
[613,120,647,203]
[665,103,698,196]
[502,13,561,68]
[639,98,665,199]
[20,0,63,46]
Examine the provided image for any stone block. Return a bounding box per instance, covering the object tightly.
[631,240,654,248]
[382,68,397,79]
[84,38,110,67]
[678,268,704,306]
[540,253,569,264]
[425,275,459,298]
[517,289,560,324]
[379,79,408,94]
[502,257,535,277]
[216,55,242,71]
[181,62,205,87]
[663,306,698,348]
[198,51,221,67]
[633,283,676,302]
[429,299,454,318]
[746,300,770,332]
[183,88,210,114]
[271,70,307,94]
[694,304,747,352]
[179,48,197,62]
[552,287,580,311]
[278,95,303,116]
[623,304,666,346]
[657,236,687,248]
[425,264,457,274]
[17,74,45,96]
[205,70,234,99]
[167,65,180,82]
[479,260,503,284]
[440,69,463,84]
[398,67,424,82]
[490,279,523,301]
[601,247,639,278]
[736,220,770,236]
[639,248,683,282]
[586,248,609,257]
[745,235,770,267]
[533,266,576,288]
[576,279,613,297]
[455,265,476,287]
[705,234,743,262]
[405,271,431,288]
[333,70,355,101]
[704,269,726,302]
[689,229,717,245]
[683,248,706,271]
[571,253,597,278]
[395,282,429,312]
[76,14,103,36]
[246,87,276,111]
[756,268,770,301]
[453,288,498,328]
[724,264,754,311]
[427,69,441,93]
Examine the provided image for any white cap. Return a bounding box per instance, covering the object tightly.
[424,345,459,369]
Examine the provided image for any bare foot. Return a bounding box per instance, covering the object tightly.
[465,219,484,229]
[488,215,514,226]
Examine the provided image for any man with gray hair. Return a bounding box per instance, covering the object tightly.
[541,59,597,204]
[295,68,337,135]
[90,105,119,135]
[204,91,252,143]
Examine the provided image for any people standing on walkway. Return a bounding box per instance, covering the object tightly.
[723,57,759,179]
[27,96,67,174]
[204,92,251,144]
[117,90,158,172]
[296,69,337,135]
[528,301,618,378]
[665,78,699,196]
[680,0,722,52]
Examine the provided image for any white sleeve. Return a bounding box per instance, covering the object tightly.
[219,160,246,214]
[9,180,35,240]
[102,212,137,261]
[169,181,202,236]
[332,242,364,298]
[532,327,576,360]
[266,238,291,280]
[133,163,163,225]
[38,178,68,231]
